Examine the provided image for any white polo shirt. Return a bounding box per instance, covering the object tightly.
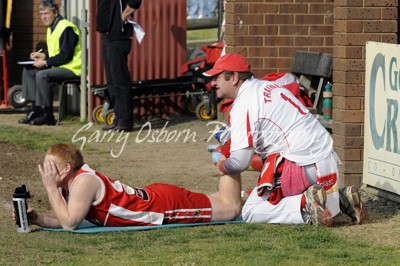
[229,77,332,166]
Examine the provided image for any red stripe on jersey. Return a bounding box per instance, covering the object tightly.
[246,111,253,147]
[280,92,307,115]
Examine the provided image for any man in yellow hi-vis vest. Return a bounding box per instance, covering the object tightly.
[18,0,81,126]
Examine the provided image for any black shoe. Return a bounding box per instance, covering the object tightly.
[112,125,133,132]
[102,124,118,131]
[29,113,56,126]
[18,110,43,124]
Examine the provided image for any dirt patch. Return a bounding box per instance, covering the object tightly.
[0,114,399,247]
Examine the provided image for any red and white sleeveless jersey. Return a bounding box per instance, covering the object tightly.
[229,77,333,166]
[70,164,212,226]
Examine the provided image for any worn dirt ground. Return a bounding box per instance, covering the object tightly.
[0,112,399,248]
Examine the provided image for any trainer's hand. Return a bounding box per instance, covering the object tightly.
[217,154,227,176]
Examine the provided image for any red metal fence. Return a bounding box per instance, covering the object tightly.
[89,0,187,121]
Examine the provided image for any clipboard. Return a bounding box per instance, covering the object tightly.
[17,61,36,65]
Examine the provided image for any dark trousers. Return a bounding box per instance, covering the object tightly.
[102,36,133,127]
[22,66,78,107]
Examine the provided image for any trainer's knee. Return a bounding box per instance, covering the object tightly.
[241,204,251,222]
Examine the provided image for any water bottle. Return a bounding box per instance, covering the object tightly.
[323,82,333,120]
[13,185,32,233]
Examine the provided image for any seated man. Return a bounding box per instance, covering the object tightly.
[18,0,81,126]
[19,143,242,229]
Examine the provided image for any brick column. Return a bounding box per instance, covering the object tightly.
[332,0,398,186]
[225,0,334,78]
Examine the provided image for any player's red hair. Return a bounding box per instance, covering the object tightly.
[47,143,84,171]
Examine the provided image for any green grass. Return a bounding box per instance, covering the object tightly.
[1,121,400,265]
[1,224,399,265]
[187,28,218,41]
[0,125,71,151]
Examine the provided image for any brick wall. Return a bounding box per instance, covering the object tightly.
[224,0,334,78]
[225,0,399,186]
[8,0,58,85]
[332,0,398,186]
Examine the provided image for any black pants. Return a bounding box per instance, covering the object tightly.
[102,36,133,127]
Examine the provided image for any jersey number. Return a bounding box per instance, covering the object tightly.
[105,176,149,201]
[280,93,307,115]
[134,188,149,201]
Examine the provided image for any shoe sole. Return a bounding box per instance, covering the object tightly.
[346,186,367,225]
[29,119,56,126]
[309,185,333,227]
[30,122,56,126]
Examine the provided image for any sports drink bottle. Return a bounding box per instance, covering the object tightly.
[13,185,32,233]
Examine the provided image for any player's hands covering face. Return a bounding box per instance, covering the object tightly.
[38,158,60,191]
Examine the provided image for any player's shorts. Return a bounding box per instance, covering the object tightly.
[147,183,212,224]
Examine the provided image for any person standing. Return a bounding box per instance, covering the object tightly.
[199,0,217,18]
[96,0,142,132]
[18,0,81,126]
[187,0,199,19]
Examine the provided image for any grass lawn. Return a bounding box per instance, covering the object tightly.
[0,122,400,265]
[187,28,218,41]
[2,222,399,265]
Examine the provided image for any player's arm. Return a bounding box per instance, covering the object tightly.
[39,159,99,230]
[27,208,62,228]
[12,206,61,228]
[44,174,99,230]
[62,174,100,230]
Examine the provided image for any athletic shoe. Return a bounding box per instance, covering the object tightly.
[339,186,366,224]
[304,184,333,226]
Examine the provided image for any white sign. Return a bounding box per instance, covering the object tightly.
[364,41,400,195]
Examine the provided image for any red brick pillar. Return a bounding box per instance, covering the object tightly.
[225,0,334,77]
[332,0,398,186]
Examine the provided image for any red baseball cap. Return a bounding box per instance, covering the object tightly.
[203,53,251,77]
